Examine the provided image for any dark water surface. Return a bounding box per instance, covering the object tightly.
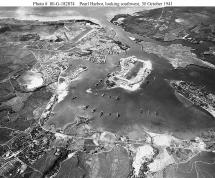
[44,7,215,141]
[1,7,215,178]
[3,7,213,177]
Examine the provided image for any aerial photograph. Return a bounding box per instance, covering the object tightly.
[0,6,215,178]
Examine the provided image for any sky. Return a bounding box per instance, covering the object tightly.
[0,7,151,21]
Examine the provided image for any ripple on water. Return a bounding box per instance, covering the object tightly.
[47,51,215,139]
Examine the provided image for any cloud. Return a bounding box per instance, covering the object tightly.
[12,7,82,21]
[0,7,151,23]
